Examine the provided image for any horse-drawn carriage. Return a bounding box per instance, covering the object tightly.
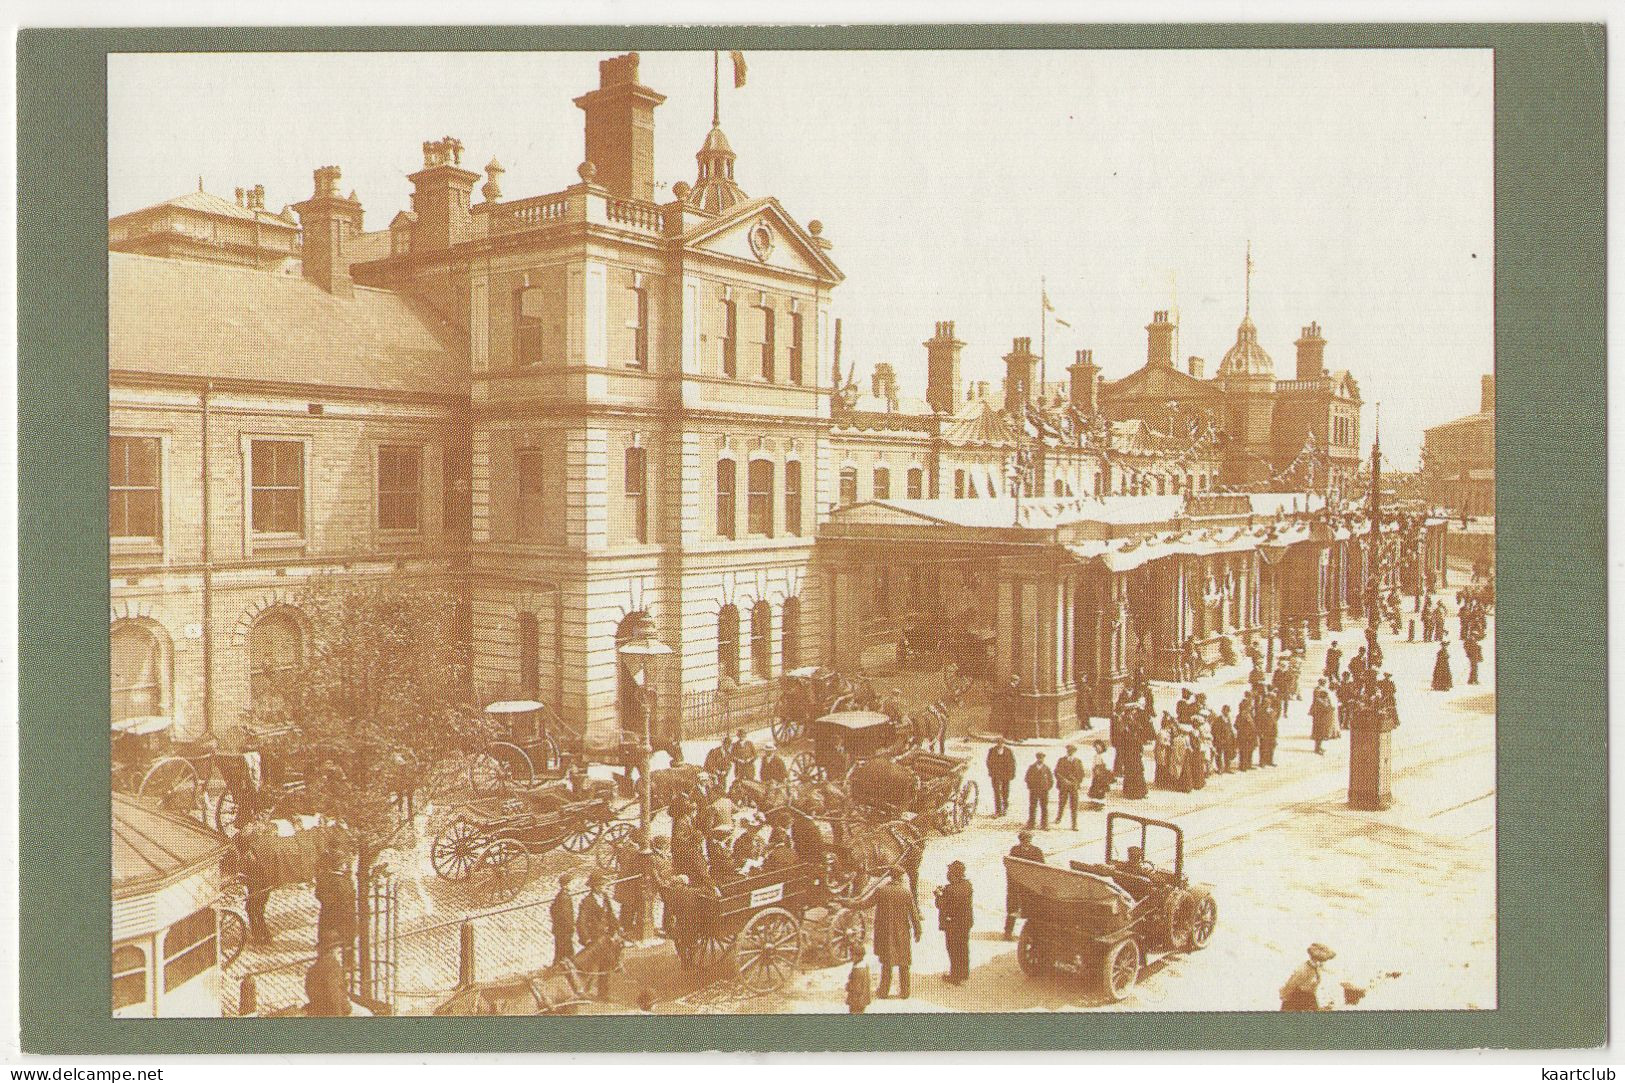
[469,699,651,794]
[110,714,216,817]
[662,860,868,992]
[1005,812,1217,1001]
[769,667,855,746]
[847,748,978,834]
[778,709,917,785]
[429,786,634,906]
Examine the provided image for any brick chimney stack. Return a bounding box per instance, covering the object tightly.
[573,52,667,202]
[408,137,479,253]
[1004,336,1038,414]
[1481,373,1496,414]
[1187,356,1206,379]
[924,320,965,414]
[293,166,363,298]
[871,363,900,412]
[1294,321,1328,380]
[1146,310,1175,368]
[1069,349,1101,413]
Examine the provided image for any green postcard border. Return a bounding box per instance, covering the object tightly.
[17,22,1606,1053]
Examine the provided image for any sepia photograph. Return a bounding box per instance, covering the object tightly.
[103,46,1498,1022]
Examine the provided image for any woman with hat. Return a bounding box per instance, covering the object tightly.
[1310,679,1337,755]
[1087,740,1114,803]
[1280,943,1336,1011]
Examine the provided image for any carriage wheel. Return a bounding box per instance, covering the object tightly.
[430,820,485,881]
[561,820,603,854]
[1016,922,1048,976]
[953,780,980,831]
[1101,938,1141,1001]
[217,909,248,970]
[734,907,803,992]
[470,743,534,794]
[790,752,825,785]
[476,839,529,907]
[139,757,201,816]
[825,907,867,965]
[1188,891,1218,950]
[689,932,733,971]
[595,821,635,869]
[770,711,803,745]
[212,787,240,836]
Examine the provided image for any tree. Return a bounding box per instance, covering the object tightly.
[245,577,492,1002]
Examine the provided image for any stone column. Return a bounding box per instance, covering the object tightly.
[829,567,864,676]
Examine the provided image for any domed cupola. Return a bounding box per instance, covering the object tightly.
[686,125,749,214]
[1219,314,1275,378]
[1218,242,1275,380]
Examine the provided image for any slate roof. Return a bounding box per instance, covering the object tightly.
[113,793,230,900]
[109,252,466,396]
[116,189,299,228]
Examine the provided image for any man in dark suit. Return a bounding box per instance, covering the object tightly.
[576,871,620,998]
[313,852,356,966]
[1053,744,1085,830]
[872,872,922,1000]
[985,737,1016,817]
[1024,752,1054,830]
[550,874,577,964]
[934,860,974,985]
[1005,831,1044,938]
[730,729,758,782]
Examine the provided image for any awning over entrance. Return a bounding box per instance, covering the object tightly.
[1064,521,1313,572]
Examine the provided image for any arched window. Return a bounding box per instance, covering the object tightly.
[954,470,966,498]
[747,459,774,536]
[784,460,802,536]
[248,608,303,706]
[717,605,740,684]
[839,466,858,506]
[716,458,737,539]
[750,601,772,680]
[873,467,891,501]
[782,597,801,672]
[111,620,166,722]
[907,466,924,500]
[624,446,648,544]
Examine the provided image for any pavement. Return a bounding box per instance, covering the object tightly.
[223,597,1495,1018]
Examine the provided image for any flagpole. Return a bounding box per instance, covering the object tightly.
[712,51,720,127]
[1040,277,1047,398]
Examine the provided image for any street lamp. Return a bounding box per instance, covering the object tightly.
[618,624,672,837]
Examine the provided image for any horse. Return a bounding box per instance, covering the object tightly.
[228,817,353,943]
[823,814,928,903]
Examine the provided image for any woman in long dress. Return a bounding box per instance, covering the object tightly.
[1432,639,1454,691]
[1119,717,1149,800]
[1309,680,1337,754]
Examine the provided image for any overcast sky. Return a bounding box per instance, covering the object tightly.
[110,49,1492,466]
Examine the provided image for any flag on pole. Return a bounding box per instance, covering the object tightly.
[1042,289,1055,313]
[1054,317,1072,329]
[730,51,748,87]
